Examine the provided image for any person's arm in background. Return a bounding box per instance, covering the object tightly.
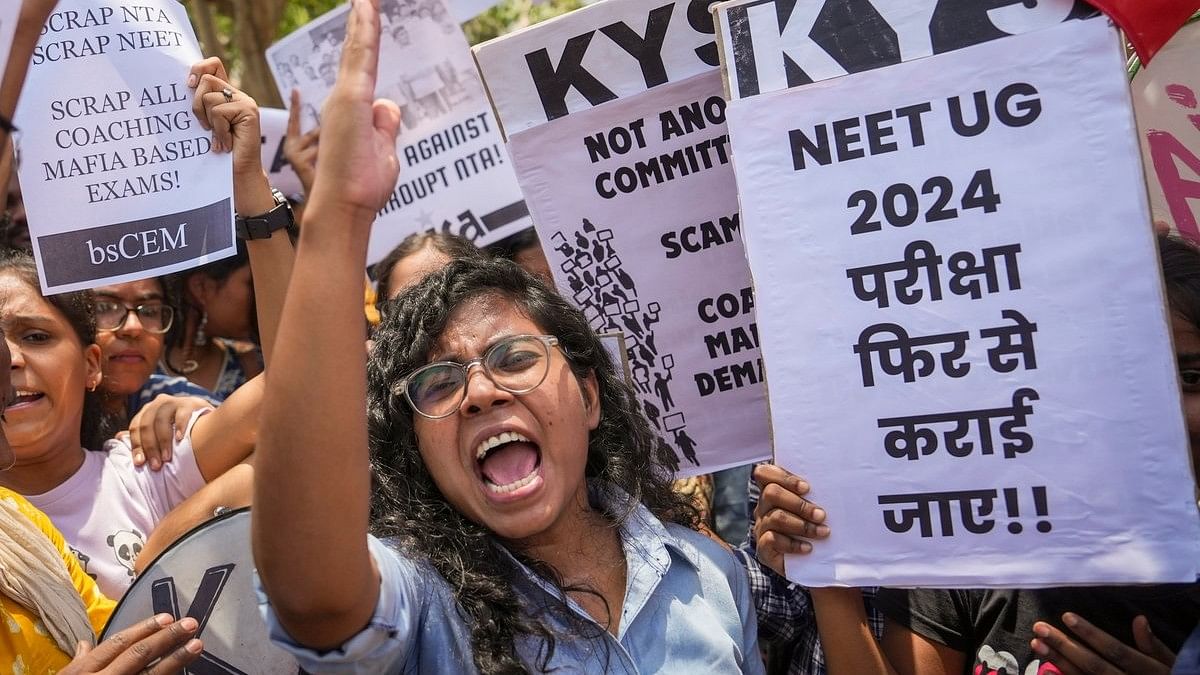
[283,90,319,199]
[254,0,401,650]
[135,463,253,573]
[752,464,963,675]
[0,1,59,204]
[187,58,293,366]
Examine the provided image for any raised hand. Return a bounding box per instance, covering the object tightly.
[752,464,829,577]
[187,58,262,175]
[307,0,402,229]
[284,90,320,197]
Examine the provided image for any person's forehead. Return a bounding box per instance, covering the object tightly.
[94,279,163,301]
[0,273,44,314]
[1174,313,1200,353]
[430,295,540,360]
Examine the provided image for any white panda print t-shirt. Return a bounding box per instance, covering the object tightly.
[26,409,209,599]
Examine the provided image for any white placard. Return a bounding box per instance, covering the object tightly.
[14,0,235,294]
[728,18,1200,586]
[479,0,772,476]
[258,108,306,202]
[473,0,720,136]
[267,0,529,263]
[1133,21,1200,242]
[0,2,18,84]
[712,0,1093,100]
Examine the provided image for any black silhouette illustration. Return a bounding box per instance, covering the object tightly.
[550,219,699,467]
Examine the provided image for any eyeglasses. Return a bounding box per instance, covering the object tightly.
[94,301,174,334]
[396,335,560,419]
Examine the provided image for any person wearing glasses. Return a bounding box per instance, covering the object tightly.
[0,249,262,597]
[93,279,221,449]
[253,5,762,673]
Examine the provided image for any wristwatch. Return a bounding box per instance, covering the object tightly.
[236,188,294,240]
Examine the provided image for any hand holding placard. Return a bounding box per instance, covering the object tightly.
[751,464,829,577]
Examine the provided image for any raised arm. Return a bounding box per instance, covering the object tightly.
[1,1,60,201]
[187,58,294,365]
[252,0,401,650]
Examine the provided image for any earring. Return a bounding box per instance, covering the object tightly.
[194,311,208,347]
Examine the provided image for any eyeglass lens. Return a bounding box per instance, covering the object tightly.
[407,336,550,417]
[95,303,174,333]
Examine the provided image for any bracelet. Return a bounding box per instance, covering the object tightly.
[0,112,16,134]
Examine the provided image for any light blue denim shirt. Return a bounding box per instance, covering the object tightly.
[257,497,764,674]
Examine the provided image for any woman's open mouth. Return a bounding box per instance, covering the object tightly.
[6,389,45,411]
[475,431,543,495]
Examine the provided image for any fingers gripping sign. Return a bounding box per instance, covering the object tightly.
[62,614,201,675]
[753,464,831,577]
[309,0,402,226]
[186,57,263,174]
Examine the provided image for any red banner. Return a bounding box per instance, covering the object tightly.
[1088,0,1200,62]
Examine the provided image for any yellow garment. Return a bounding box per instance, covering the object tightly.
[0,488,114,675]
[364,276,381,326]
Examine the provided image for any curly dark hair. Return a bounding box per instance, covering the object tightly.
[367,257,695,673]
[0,249,119,449]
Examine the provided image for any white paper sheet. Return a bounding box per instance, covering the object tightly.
[727,18,1200,586]
[478,0,772,475]
[14,0,235,294]
[267,0,529,263]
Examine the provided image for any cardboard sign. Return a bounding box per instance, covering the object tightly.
[712,0,1095,100]
[475,0,772,476]
[267,0,529,264]
[1133,21,1200,242]
[15,0,235,294]
[726,18,1200,586]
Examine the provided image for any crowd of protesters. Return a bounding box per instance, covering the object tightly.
[0,0,1196,673]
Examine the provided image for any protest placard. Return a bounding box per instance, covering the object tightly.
[258,108,305,202]
[726,17,1200,586]
[474,0,772,475]
[1133,20,1200,242]
[267,0,529,264]
[14,0,235,294]
[712,0,1095,100]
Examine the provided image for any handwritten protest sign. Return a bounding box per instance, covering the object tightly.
[474,0,771,475]
[712,0,1095,100]
[1133,21,1200,242]
[267,0,528,264]
[14,0,234,294]
[258,108,305,202]
[726,18,1200,586]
